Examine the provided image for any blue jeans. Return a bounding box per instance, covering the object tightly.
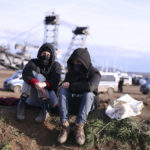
[21,72,57,108]
[22,82,57,108]
[58,88,94,124]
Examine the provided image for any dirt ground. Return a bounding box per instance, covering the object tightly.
[0,69,150,150]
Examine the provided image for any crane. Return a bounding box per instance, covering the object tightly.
[62,26,89,68]
[43,11,59,49]
[0,11,89,70]
[0,45,29,69]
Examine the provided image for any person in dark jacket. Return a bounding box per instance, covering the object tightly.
[118,77,124,93]
[16,43,61,122]
[57,48,101,145]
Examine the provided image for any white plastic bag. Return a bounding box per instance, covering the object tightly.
[105,94,144,120]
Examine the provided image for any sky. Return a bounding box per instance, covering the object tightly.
[0,0,150,72]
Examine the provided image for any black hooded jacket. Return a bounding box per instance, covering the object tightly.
[22,43,61,91]
[64,48,101,94]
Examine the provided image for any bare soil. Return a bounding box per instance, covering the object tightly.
[0,69,150,150]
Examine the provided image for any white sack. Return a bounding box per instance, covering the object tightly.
[105,94,144,120]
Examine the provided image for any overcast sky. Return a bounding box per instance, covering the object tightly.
[0,0,150,72]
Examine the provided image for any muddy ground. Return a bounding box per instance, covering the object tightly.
[0,69,150,150]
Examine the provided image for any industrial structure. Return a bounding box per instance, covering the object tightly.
[0,45,30,69]
[43,12,59,48]
[62,26,89,65]
[0,11,89,70]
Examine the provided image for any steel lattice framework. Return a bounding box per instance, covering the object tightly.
[62,26,89,66]
[43,12,59,49]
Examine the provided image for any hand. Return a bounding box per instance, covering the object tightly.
[35,82,46,89]
[62,82,70,89]
[35,82,47,98]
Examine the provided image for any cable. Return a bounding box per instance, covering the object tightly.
[60,19,77,29]
[9,21,43,41]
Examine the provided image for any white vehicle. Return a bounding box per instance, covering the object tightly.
[117,72,132,86]
[132,74,143,85]
[3,70,23,93]
[122,76,132,86]
[98,72,119,95]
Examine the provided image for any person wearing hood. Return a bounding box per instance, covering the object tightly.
[57,48,101,145]
[118,77,124,93]
[16,43,61,123]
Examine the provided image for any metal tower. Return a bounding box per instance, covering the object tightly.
[63,26,89,65]
[44,12,59,49]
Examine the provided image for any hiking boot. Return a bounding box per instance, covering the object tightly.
[57,121,70,144]
[35,102,50,123]
[75,123,85,146]
[35,108,50,123]
[16,96,27,120]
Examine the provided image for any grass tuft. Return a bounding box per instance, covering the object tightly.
[84,117,150,149]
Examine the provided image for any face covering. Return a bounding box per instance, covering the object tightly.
[73,64,82,72]
[39,55,50,66]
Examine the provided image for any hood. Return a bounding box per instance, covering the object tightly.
[37,43,55,66]
[67,48,91,70]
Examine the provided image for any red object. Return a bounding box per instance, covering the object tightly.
[0,97,59,115]
[45,81,51,89]
[0,97,19,105]
[29,78,39,85]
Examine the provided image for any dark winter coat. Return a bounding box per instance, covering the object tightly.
[64,48,101,94]
[22,43,61,91]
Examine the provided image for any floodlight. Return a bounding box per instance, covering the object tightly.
[73,26,89,35]
[44,15,59,25]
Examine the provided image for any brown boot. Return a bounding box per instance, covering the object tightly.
[75,123,85,146]
[57,121,70,144]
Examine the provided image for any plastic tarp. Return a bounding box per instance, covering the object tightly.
[105,94,144,120]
